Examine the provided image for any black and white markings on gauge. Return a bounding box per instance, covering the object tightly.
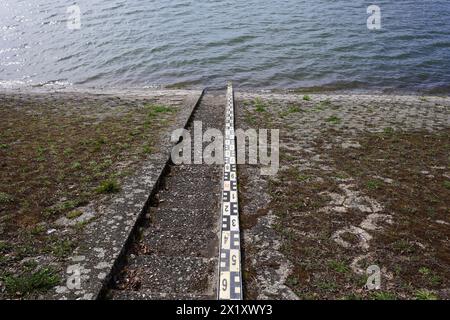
[218,82,243,300]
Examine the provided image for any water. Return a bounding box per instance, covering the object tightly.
[1,0,450,92]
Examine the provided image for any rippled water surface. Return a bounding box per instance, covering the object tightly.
[1,0,450,91]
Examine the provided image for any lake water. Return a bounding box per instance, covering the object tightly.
[1,0,450,92]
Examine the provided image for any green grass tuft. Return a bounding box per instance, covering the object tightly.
[366,180,382,190]
[443,181,450,190]
[0,192,14,204]
[316,280,337,291]
[0,241,12,253]
[297,174,311,182]
[71,162,82,170]
[44,199,85,217]
[288,105,301,113]
[415,289,438,300]
[418,267,431,276]
[66,210,83,220]
[145,104,176,118]
[328,260,349,273]
[372,291,397,300]
[254,98,266,112]
[383,127,395,135]
[325,116,341,124]
[142,144,153,154]
[3,268,60,295]
[314,100,331,111]
[30,225,45,235]
[95,179,120,194]
[48,239,75,258]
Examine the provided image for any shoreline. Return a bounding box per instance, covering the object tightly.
[1,83,449,98]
